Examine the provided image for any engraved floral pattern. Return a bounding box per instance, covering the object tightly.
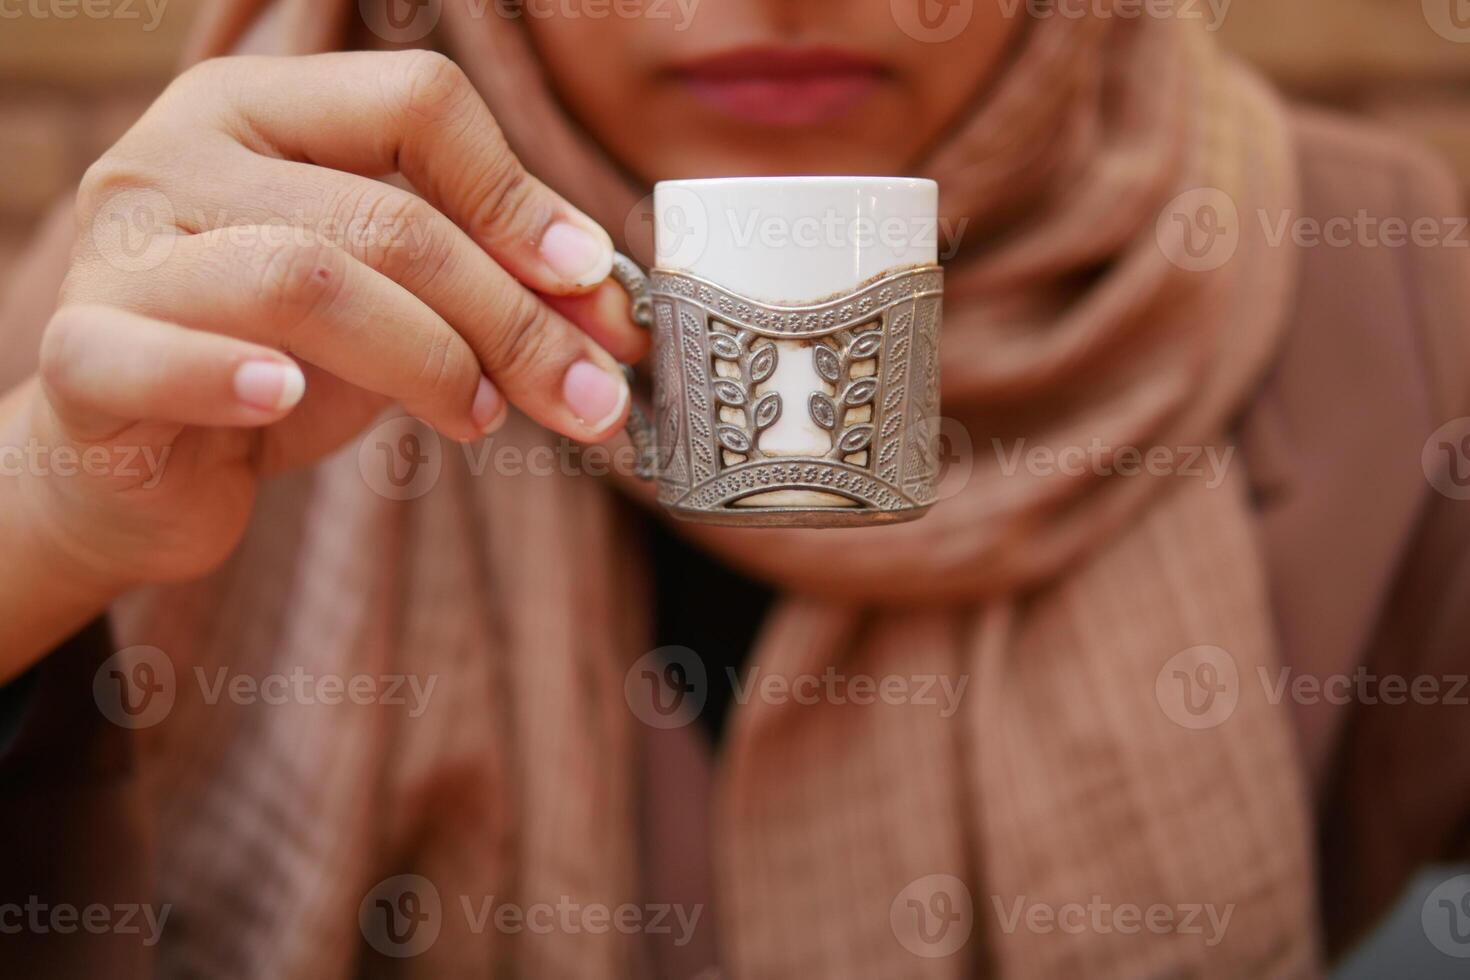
[650,267,942,517]
[650,267,942,338]
[809,327,882,460]
[708,327,782,465]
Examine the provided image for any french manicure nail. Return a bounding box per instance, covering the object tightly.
[540,221,614,287]
[234,360,305,412]
[472,375,506,433]
[563,359,628,433]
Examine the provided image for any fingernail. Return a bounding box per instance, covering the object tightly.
[540,221,613,288]
[563,359,628,433]
[234,360,305,412]
[472,375,506,434]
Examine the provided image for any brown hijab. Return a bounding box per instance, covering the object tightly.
[110,1,1317,977]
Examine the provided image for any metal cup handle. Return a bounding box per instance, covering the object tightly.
[608,253,658,481]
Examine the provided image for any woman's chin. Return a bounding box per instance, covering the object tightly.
[615,89,916,182]
[647,152,907,180]
[639,124,913,179]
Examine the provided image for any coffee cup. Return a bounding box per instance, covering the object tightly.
[615,176,944,527]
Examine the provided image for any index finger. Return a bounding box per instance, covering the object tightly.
[173,51,617,296]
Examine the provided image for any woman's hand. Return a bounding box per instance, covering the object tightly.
[10,51,647,604]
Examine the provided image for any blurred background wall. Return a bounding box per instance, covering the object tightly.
[1,0,1467,279]
[1220,0,1470,183]
[0,0,201,271]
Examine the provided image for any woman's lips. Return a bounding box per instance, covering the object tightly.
[671,47,886,128]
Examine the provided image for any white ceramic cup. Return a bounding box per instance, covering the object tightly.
[637,176,944,527]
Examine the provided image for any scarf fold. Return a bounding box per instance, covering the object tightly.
[116,2,1320,976]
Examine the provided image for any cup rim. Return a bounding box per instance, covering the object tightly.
[654,175,936,192]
